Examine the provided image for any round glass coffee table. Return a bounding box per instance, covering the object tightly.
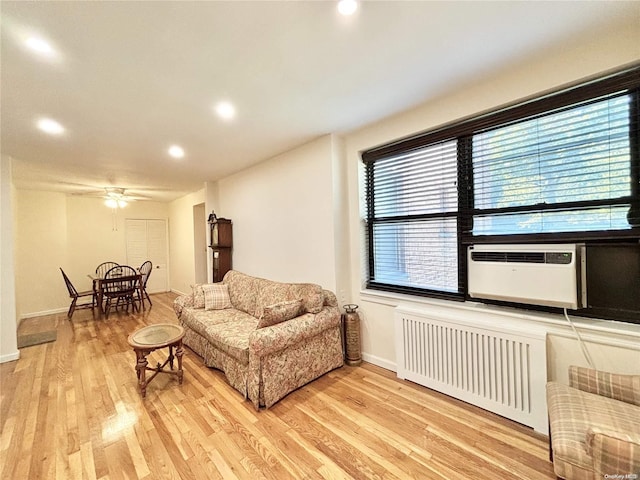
[127,323,185,397]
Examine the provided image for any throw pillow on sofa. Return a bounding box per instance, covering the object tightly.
[257,299,303,328]
[191,283,206,308]
[203,283,233,310]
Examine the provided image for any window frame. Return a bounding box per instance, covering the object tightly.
[362,65,640,306]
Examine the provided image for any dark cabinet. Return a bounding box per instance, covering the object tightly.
[209,215,232,282]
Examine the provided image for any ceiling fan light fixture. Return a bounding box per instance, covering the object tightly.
[104,188,130,208]
[104,198,127,208]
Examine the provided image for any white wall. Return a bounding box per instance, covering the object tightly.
[217,135,341,291]
[0,156,19,363]
[344,16,640,379]
[14,191,170,318]
[15,190,68,317]
[169,188,205,295]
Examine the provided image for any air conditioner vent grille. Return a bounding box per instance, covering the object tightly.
[471,251,573,265]
[471,251,545,263]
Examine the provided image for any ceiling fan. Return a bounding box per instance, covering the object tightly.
[69,186,151,207]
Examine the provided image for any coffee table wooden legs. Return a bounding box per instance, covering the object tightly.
[176,343,184,385]
[135,349,150,397]
[132,340,184,398]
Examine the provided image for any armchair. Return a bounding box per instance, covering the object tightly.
[546,365,640,479]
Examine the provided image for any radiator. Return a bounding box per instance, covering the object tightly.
[395,307,548,434]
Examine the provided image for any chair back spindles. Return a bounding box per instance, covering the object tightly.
[138,261,153,307]
[103,265,140,317]
[96,261,119,278]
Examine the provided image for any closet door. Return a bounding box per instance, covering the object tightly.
[125,219,168,293]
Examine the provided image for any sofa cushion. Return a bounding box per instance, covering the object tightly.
[191,283,215,309]
[203,283,232,310]
[192,284,204,309]
[547,382,640,478]
[257,299,303,329]
[180,307,252,340]
[203,317,259,365]
[223,271,261,317]
[256,281,324,317]
[224,270,324,317]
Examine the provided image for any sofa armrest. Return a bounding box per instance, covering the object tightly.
[173,294,195,319]
[323,289,338,307]
[249,306,341,358]
[586,427,640,477]
[568,365,640,406]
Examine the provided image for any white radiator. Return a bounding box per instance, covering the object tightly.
[395,307,548,434]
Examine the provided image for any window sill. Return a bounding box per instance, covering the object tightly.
[359,288,640,345]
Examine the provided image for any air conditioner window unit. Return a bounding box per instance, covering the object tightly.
[468,244,583,309]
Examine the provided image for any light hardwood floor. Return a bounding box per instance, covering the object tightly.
[1,293,556,479]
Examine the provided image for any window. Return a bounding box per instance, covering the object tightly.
[472,94,632,235]
[362,66,640,312]
[367,141,458,294]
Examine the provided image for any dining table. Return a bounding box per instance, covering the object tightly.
[88,271,144,315]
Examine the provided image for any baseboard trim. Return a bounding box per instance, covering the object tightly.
[0,351,20,363]
[362,352,396,373]
[20,307,67,321]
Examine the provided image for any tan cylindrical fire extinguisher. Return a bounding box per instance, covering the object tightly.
[342,304,362,366]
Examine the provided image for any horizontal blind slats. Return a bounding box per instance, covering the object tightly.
[472,93,633,234]
[372,140,457,218]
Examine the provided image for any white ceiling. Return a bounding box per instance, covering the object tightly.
[2,1,638,202]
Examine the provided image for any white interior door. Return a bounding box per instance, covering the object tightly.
[125,219,169,293]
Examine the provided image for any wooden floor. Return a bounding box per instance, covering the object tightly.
[1,293,556,479]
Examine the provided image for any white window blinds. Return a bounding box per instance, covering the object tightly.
[368,140,459,292]
[472,93,632,235]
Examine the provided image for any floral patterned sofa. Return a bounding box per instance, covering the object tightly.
[173,270,344,409]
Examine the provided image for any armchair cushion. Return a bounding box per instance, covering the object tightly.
[586,427,640,477]
[569,365,640,406]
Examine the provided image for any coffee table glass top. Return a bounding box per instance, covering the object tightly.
[129,323,184,348]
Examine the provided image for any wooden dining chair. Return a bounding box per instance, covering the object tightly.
[138,261,153,307]
[96,261,119,278]
[103,265,140,318]
[60,268,96,319]
[93,261,119,311]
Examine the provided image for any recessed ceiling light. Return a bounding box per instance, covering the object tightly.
[37,117,65,135]
[337,0,358,16]
[214,101,236,120]
[168,145,185,159]
[25,36,56,58]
